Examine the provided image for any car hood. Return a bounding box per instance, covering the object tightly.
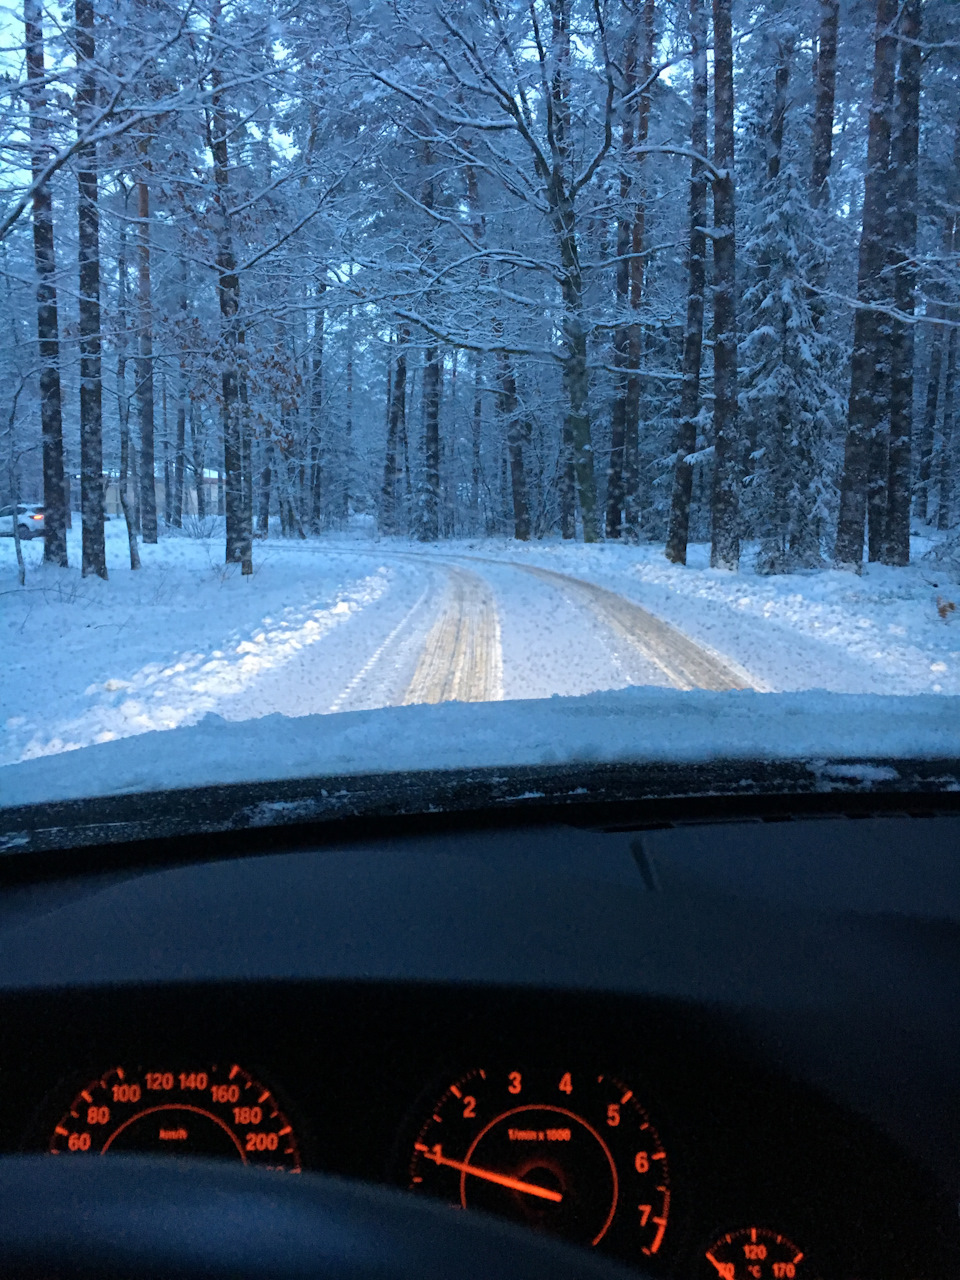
[2,688,960,854]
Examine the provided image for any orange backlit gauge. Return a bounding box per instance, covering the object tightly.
[405,1067,670,1261]
[49,1064,301,1171]
[703,1228,816,1280]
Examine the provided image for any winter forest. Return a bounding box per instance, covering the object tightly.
[0,0,957,580]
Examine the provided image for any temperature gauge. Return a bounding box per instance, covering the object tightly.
[703,1227,815,1280]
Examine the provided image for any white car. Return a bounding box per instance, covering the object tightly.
[0,504,45,539]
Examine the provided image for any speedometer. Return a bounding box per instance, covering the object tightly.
[48,1064,301,1171]
[404,1066,670,1259]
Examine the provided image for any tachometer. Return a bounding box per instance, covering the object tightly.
[49,1064,301,1171]
[404,1067,670,1259]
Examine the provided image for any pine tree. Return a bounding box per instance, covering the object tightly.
[743,159,839,573]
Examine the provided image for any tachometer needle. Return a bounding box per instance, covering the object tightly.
[416,1144,563,1203]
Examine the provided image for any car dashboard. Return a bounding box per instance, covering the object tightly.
[0,810,958,1280]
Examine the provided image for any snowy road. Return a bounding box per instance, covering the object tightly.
[2,540,758,768]
[8,523,960,773]
[457,556,748,693]
[214,548,746,717]
[325,549,752,708]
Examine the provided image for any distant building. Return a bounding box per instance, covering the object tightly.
[102,471,221,519]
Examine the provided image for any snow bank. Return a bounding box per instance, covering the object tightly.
[3,688,958,809]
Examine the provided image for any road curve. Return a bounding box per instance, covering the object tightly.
[323,548,752,711]
[510,563,750,692]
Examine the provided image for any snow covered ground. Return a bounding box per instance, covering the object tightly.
[3,520,960,804]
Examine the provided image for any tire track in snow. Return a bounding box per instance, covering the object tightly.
[411,550,754,692]
[401,566,503,705]
[328,582,433,712]
[510,564,752,691]
[358,549,747,698]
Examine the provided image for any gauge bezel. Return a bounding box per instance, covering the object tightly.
[27,1059,310,1171]
[699,1224,819,1280]
[392,1060,682,1269]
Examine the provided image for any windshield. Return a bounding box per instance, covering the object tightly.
[2,0,959,812]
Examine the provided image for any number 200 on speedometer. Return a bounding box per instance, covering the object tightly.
[49,1064,301,1170]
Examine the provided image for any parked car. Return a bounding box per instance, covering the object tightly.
[0,504,44,539]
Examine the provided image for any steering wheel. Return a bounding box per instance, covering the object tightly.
[0,1155,652,1279]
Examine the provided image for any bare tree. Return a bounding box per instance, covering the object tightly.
[708,0,741,570]
[76,0,107,579]
[115,186,141,569]
[881,0,922,565]
[24,0,68,566]
[834,0,898,571]
[137,176,158,542]
[382,329,409,535]
[810,0,839,210]
[207,0,250,572]
[664,0,708,565]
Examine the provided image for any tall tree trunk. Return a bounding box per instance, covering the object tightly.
[622,0,655,541]
[171,260,188,529]
[343,302,354,521]
[191,401,205,520]
[560,317,596,540]
[807,0,840,332]
[400,362,413,521]
[209,0,246,568]
[560,441,576,539]
[172,400,185,528]
[472,353,485,533]
[258,437,273,534]
[416,154,443,542]
[881,0,921,566]
[238,333,253,567]
[75,0,106,579]
[605,26,637,540]
[709,0,740,570]
[24,0,67,566]
[810,0,839,209]
[497,352,530,541]
[937,326,958,531]
[549,0,596,541]
[309,286,324,534]
[130,437,141,531]
[915,327,944,523]
[754,37,796,574]
[381,330,408,535]
[665,0,708,565]
[115,202,140,569]
[162,376,171,525]
[420,347,442,540]
[834,0,898,570]
[137,178,157,542]
[463,164,490,534]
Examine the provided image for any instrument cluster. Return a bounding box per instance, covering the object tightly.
[38,1055,817,1279]
[3,982,945,1280]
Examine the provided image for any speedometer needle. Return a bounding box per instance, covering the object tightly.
[416,1144,563,1203]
